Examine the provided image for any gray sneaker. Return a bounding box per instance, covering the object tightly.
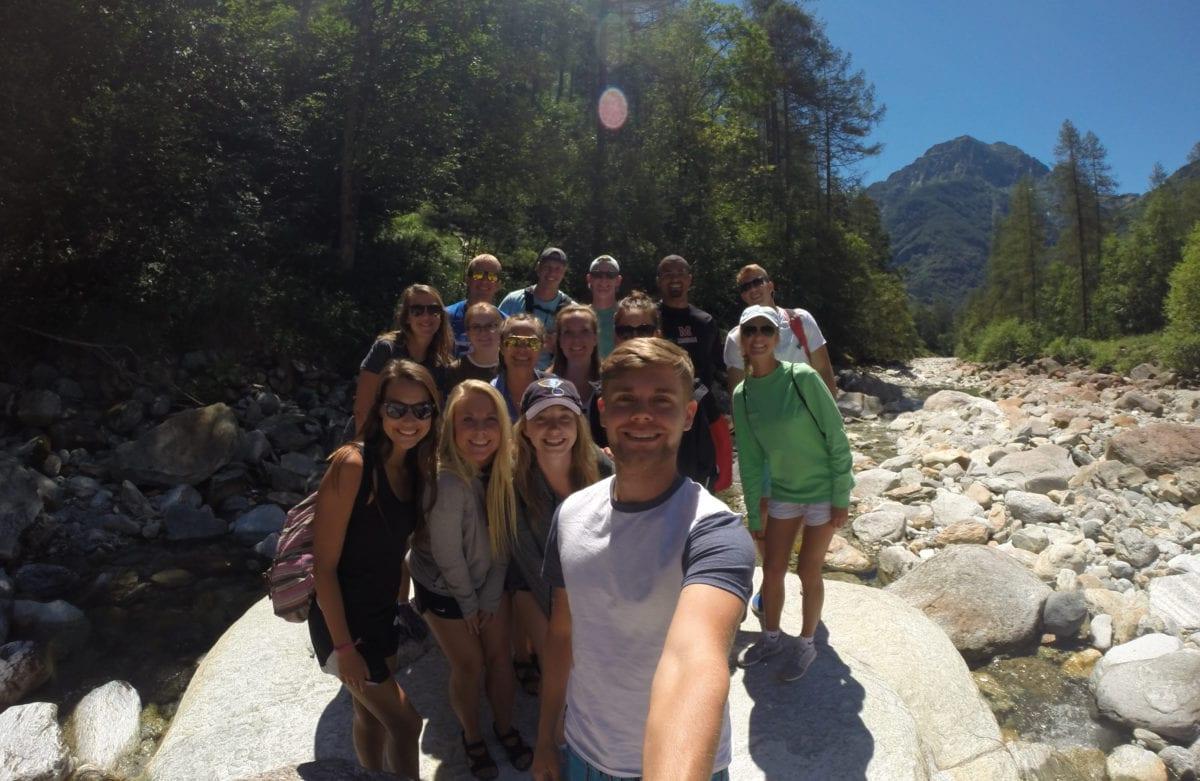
[779,640,818,682]
[737,634,784,668]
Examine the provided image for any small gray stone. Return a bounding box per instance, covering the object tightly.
[930,488,985,527]
[1004,490,1065,524]
[1043,591,1087,637]
[1116,528,1161,569]
[1110,559,1136,580]
[163,504,226,541]
[253,533,279,559]
[119,480,157,519]
[1157,745,1198,780]
[17,390,63,428]
[1133,728,1166,753]
[1106,743,1168,781]
[233,505,287,543]
[1011,526,1050,554]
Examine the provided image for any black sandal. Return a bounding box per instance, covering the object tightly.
[461,731,498,780]
[514,658,541,696]
[493,723,533,771]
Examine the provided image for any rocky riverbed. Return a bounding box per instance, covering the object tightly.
[2,352,1199,779]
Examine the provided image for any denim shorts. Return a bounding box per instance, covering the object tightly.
[564,744,730,781]
[766,499,832,526]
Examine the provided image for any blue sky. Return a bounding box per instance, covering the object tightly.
[814,0,1200,193]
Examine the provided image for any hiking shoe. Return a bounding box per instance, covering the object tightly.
[737,634,784,668]
[779,640,818,682]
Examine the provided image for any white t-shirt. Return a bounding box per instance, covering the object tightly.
[724,306,826,370]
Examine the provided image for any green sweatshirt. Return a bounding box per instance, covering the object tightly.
[733,361,854,530]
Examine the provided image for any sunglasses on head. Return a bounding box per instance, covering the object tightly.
[741,323,778,337]
[468,321,500,333]
[408,304,442,318]
[468,271,500,282]
[503,335,543,350]
[738,276,769,294]
[589,270,618,280]
[614,324,657,339]
[382,400,436,420]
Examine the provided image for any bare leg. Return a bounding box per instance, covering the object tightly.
[346,674,422,778]
[480,596,517,734]
[794,521,837,637]
[761,514,803,632]
[425,613,486,742]
[511,591,549,661]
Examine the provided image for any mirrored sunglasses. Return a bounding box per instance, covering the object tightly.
[382,400,436,420]
[469,271,500,282]
[502,335,543,350]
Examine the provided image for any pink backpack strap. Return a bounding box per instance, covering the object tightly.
[786,309,811,361]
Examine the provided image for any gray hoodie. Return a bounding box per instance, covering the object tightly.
[407,470,507,616]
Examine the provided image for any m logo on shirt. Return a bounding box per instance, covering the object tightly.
[676,325,697,345]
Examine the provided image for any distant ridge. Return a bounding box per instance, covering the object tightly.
[866,136,1050,305]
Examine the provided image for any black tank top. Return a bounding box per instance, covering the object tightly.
[337,446,418,634]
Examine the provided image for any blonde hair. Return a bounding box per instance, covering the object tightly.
[600,337,694,399]
[550,303,600,380]
[438,380,517,557]
[514,412,600,527]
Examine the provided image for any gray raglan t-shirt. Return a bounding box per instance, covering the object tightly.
[543,474,755,777]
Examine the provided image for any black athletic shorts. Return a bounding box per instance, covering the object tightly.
[412,579,465,620]
[307,601,398,684]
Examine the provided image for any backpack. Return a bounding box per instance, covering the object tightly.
[522,286,572,318]
[266,490,320,622]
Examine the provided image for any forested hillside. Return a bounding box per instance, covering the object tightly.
[956,123,1200,375]
[866,136,1049,305]
[0,0,918,367]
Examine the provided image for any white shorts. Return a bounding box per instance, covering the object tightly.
[766,500,832,526]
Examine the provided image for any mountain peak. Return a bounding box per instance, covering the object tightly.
[872,136,1048,193]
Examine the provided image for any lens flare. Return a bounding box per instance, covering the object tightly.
[598,87,628,131]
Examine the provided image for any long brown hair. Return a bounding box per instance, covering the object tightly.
[380,284,454,367]
[550,303,600,381]
[331,359,441,531]
[514,411,599,529]
[438,380,518,557]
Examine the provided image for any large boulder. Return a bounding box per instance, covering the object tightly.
[0,460,44,562]
[0,640,52,709]
[16,390,63,428]
[112,403,240,486]
[1094,648,1200,742]
[1106,744,1168,781]
[990,444,1077,494]
[1148,573,1200,634]
[1105,423,1200,477]
[65,680,142,772]
[0,701,71,780]
[851,510,906,545]
[851,469,901,501]
[886,545,1051,663]
[148,582,1016,781]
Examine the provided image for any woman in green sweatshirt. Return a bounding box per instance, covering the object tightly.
[731,305,853,682]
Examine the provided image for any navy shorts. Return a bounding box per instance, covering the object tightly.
[412,579,465,620]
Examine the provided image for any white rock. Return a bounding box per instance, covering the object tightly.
[1093,634,1183,681]
[1167,553,1200,576]
[1003,490,1065,524]
[66,680,142,771]
[1091,614,1113,651]
[1148,573,1200,634]
[930,489,985,527]
[0,701,70,781]
[1010,527,1049,554]
[852,511,907,545]
[852,469,902,501]
[1106,743,1167,781]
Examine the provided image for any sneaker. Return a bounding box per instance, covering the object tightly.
[737,634,784,668]
[779,640,818,682]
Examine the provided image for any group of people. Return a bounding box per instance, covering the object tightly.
[306,247,855,779]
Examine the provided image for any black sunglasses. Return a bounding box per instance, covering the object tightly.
[589,271,619,280]
[615,324,657,339]
[382,401,436,420]
[738,276,769,294]
[741,323,778,337]
[408,304,442,317]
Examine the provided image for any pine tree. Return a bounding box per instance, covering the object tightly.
[1149,162,1168,190]
[982,177,1045,322]
[1051,119,1098,335]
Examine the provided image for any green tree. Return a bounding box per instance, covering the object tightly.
[982,176,1046,322]
[1050,119,1101,335]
